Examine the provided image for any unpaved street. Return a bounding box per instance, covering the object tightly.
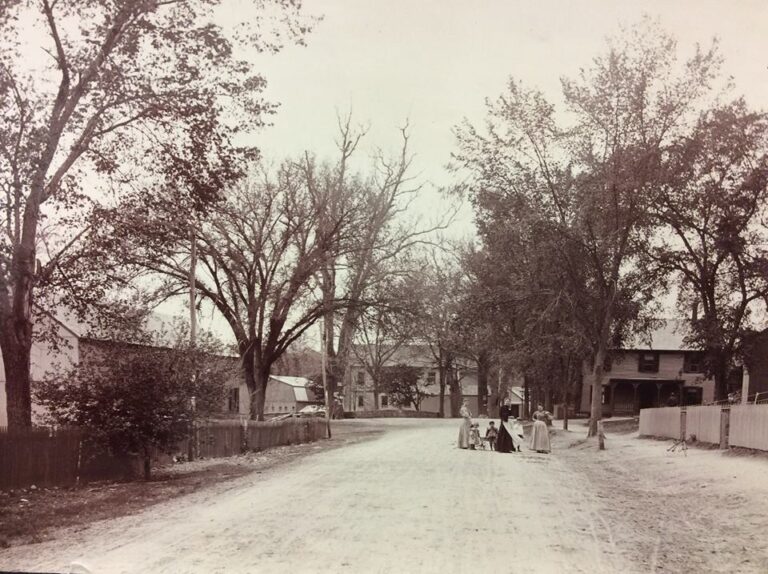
[2,419,767,574]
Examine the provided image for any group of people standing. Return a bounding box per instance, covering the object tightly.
[457,399,552,454]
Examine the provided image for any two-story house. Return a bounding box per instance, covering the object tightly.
[344,343,480,415]
[579,321,715,416]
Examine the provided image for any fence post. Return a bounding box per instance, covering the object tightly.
[720,407,730,450]
[597,420,605,450]
[680,407,687,442]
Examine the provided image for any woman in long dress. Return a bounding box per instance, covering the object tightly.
[529,403,552,453]
[457,399,472,449]
[496,399,516,453]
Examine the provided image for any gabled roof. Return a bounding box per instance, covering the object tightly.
[269,375,318,403]
[270,375,313,387]
[621,319,694,352]
[38,305,181,347]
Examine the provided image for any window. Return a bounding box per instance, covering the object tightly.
[683,386,703,406]
[638,352,659,373]
[426,371,436,386]
[228,388,240,413]
[683,352,704,373]
[602,354,612,373]
[356,370,366,386]
[357,395,365,408]
[381,394,389,407]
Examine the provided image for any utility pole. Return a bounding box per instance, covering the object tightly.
[188,228,198,461]
[320,320,332,439]
[189,228,197,348]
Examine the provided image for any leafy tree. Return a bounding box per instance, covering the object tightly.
[454,21,719,435]
[0,0,310,428]
[380,363,428,411]
[650,101,768,400]
[35,334,232,479]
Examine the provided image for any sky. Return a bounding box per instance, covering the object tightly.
[245,0,768,219]
[185,0,768,341]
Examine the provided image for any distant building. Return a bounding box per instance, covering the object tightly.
[579,321,715,416]
[225,375,322,419]
[344,344,480,416]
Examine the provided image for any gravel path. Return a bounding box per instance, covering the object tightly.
[4,418,767,574]
[1,419,626,574]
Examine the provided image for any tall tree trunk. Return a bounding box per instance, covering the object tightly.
[588,290,616,437]
[588,350,606,437]
[712,352,729,403]
[523,375,530,419]
[447,361,461,418]
[437,364,446,418]
[242,344,258,420]
[476,352,490,416]
[251,364,270,422]
[1,327,33,429]
[2,241,35,429]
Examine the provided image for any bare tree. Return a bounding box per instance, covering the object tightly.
[101,162,356,421]
[315,117,454,416]
[351,269,422,409]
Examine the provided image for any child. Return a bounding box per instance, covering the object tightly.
[485,421,498,451]
[469,423,481,450]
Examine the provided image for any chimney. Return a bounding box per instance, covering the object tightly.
[691,301,699,323]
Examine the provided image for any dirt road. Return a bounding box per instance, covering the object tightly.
[2,419,767,574]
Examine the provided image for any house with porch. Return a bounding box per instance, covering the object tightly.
[579,321,715,416]
[344,343,484,416]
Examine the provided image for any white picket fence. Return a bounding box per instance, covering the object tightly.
[685,405,723,445]
[639,407,682,439]
[729,404,768,450]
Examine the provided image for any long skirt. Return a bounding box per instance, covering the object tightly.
[529,420,551,453]
[458,418,471,448]
[496,421,514,453]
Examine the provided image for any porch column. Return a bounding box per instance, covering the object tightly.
[656,383,663,407]
[633,383,640,414]
[609,380,617,415]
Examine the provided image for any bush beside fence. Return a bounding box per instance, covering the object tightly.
[639,407,682,439]
[0,418,328,490]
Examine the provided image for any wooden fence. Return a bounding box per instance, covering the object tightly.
[0,427,83,489]
[639,407,682,439]
[0,418,328,490]
[729,404,768,450]
[684,405,724,445]
[639,404,768,451]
